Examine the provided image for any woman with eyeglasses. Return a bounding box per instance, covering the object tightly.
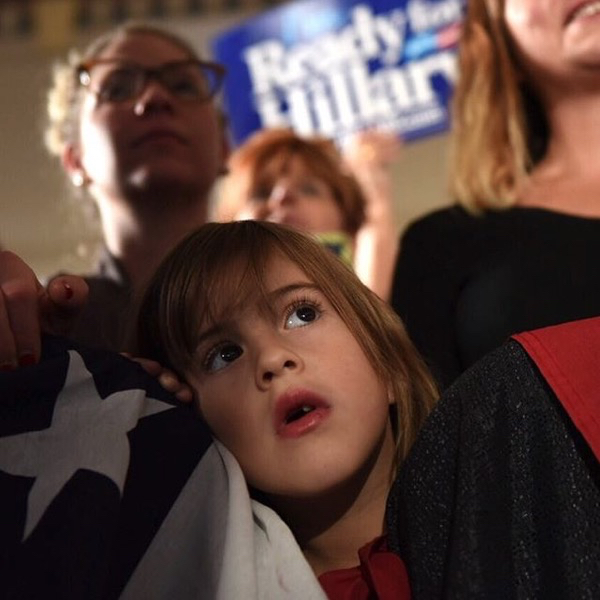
[392,0,600,389]
[42,22,228,353]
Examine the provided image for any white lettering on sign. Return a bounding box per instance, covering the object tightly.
[242,0,462,141]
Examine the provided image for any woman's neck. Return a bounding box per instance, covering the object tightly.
[542,89,600,175]
[97,192,210,289]
[518,87,600,216]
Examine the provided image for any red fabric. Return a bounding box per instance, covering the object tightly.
[318,536,411,600]
[512,316,600,462]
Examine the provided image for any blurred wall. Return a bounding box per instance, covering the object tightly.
[0,1,452,279]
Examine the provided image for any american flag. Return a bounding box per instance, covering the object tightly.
[0,335,211,598]
[0,335,326,600]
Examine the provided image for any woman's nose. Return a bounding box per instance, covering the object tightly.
[268,183,294,208]
[133,79,174,116]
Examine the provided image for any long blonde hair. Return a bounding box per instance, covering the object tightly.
[136,220,437,465]
[449,0,548,211]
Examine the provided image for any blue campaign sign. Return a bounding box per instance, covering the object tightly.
[212,0,466,147]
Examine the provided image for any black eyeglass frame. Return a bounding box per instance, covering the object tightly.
[76,58,227,103]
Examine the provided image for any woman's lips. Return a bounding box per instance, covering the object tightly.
[566,0,600,25]
[133,129,186,147]
[274,389,331,438]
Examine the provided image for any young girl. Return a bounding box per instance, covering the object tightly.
[135,219,437,596]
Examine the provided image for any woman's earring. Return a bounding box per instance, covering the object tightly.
[72,170,88,187]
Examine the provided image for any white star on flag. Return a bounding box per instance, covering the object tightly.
[0,350,173,540]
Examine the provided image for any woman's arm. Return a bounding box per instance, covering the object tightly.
[343,130,402,301]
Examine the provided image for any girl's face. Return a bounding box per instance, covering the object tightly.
[236,156,346,234]
[503,0,600,88]
[73,32,224,204]
[186,255,396,500]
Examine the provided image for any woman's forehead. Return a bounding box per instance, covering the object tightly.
[259,153,319,184]
[96,31,194,65]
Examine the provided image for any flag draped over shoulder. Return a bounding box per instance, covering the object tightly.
[0,335,325,600]
[0,335,211,598]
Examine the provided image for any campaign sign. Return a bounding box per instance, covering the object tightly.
[212,0,465,147]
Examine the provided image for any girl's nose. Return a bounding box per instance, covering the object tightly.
[255,336,302,389]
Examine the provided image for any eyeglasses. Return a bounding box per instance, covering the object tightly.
[77,59,226,104]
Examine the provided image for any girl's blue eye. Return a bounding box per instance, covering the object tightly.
[286,304,320,329]
[206,343,243,372]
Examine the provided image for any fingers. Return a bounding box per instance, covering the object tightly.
[343,129,403,169]
[46,275,89,311]
[0,251,43,369]
[0,292,21,370]
[42,275,89,336]
[158,370,194,404]
[121,355,163,376]
[0,253,90,370]
[121,354,195,404]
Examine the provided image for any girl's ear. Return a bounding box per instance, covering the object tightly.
[62,143,90,188]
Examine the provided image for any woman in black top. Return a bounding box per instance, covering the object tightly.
[393,0,600,388]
